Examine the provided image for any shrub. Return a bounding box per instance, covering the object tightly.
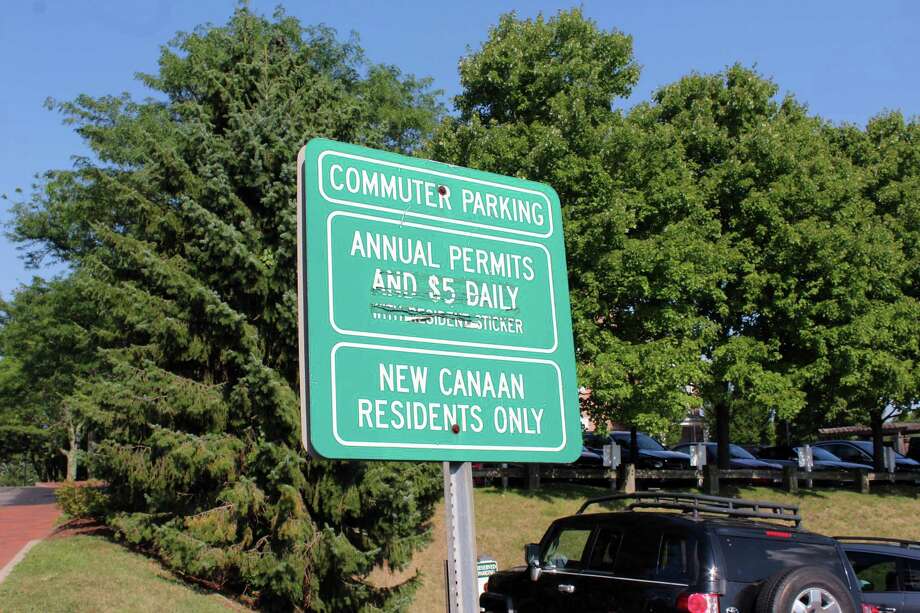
[56,482,108,518]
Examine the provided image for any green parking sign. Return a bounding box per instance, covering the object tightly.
[297,138,579,462]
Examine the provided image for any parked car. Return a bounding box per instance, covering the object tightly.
[906,436,920,463]
[584,431,691,469]
[573,446,604,467]
[815,440,920,472]
[757,444,872,471]
[671,441,784,470]
[837,536,920,613]
[480,491,862,613]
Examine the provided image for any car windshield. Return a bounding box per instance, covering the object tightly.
[729,445,756,459]
[611,433,665,451]
[636,433,665,451]
[809,447,840,461]
[850,440,907,459]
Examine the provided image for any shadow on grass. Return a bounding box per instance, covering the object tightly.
[856,483,920,499]
[478,481,610,504]
[50,517,114,539]
[720,484,830,500]
[152,571,236,602]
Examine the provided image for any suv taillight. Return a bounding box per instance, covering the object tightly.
[861,605,879,613]
[676,592,720,613]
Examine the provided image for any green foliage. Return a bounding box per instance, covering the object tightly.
[11,7,443,610]
[430,9,706,431]
[56,482,109,518]
[0,275,106,480]
[0,424,54,485]
[433,12,801,438]
[0,458,41,486]
[788,113,920,465]
[432,9,918,466]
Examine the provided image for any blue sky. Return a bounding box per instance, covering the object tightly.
[2,0,918,298]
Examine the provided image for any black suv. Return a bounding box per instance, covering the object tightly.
[481,492,862,613]
[837,537,920,613]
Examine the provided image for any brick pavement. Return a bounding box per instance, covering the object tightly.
[0,487,61,577]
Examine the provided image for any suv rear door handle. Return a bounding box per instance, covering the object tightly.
[557,584,576,594]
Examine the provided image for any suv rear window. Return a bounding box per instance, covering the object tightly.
[721,536,841,583]
[847,551,899,592]
[658,534,694,581]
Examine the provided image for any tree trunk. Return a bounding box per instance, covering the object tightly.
[60,421,81,481]
[716,401,731,469]
[85,430,95,480]
[629,426,639,467]
[870,410,884,472]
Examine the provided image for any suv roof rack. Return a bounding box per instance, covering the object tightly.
[834,536,920,549]
[576,491,802,527]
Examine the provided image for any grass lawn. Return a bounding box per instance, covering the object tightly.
[0,535,248,612]
[372,482,920,613]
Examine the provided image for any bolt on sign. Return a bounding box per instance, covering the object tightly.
[297,138,580,462]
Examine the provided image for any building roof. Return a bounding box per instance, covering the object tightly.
[818,423,920,437]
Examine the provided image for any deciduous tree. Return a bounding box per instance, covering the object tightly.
[0,276,105,481]
[429,9,712,446]
[794,113,920,468]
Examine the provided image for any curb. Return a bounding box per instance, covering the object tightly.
[0,539,42,584]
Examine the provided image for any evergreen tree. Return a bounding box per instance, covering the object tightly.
[12,8,443,610]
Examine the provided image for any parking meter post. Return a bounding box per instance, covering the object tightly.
[443,461,478,613]
[689,444,706,487]
[883,447,896,476]
[801,445,813,488]
[606,468,617,491]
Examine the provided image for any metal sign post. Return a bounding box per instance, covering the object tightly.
[883,447,897,473]
[443,461,478,613]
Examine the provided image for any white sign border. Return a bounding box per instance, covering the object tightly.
[329,341,568,452]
